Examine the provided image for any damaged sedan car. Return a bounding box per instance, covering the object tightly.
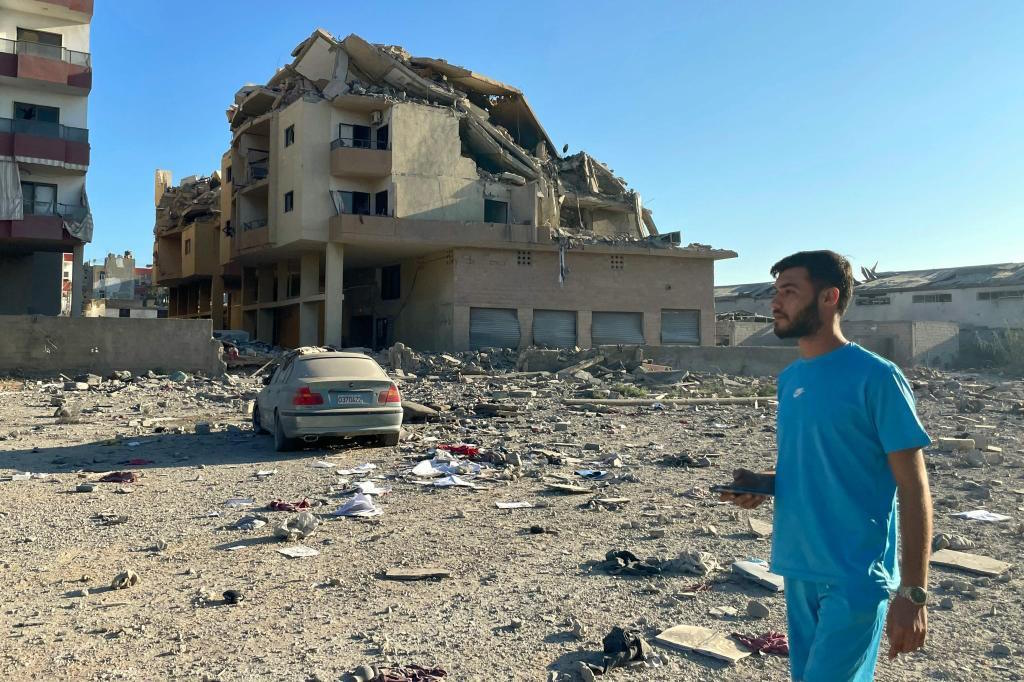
[253,349,402,451]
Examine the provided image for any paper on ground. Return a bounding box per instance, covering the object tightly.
[336,463,377,476]
[353,480,391,495]
[496,501,534,509]
[951,509,1011,522]
[432,475,479,485]
[333,493,382,518]
[277,545,319,558]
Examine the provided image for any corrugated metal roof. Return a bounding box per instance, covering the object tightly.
[714,282,776,300]
[857,262,1024,293]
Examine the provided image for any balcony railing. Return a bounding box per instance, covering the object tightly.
[0,117,89,143]
[22,201,88,221]
[0,38,91,68]
[331,136,389,151]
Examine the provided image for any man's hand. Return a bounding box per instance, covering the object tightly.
[886,596,927,659]
[718,468,773,509]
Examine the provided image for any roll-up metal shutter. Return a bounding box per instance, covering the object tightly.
[470,307,521,349]
[661,309,700,344]
[591,311,644,345]
[533,309,577,347]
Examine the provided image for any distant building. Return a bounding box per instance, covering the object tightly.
[82,250,167,318]
[715,262,1024,331]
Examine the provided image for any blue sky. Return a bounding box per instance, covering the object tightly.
[86,1,1024,284]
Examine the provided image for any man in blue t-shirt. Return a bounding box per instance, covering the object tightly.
[721,250,933,681]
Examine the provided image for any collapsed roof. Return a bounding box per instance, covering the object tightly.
[226,29,665,240]
[155,173,221,236]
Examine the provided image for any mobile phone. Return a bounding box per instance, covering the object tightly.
[709,484,774,497]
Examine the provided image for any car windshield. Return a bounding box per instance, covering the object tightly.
[292,357,387,379]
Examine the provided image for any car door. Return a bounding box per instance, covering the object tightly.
[260,359,290,425]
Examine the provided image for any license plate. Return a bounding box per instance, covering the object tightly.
[333,392,368,406]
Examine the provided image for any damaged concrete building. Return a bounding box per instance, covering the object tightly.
[158,29,734,350]
[153,170,240,324]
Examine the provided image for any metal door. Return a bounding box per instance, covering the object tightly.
[533,309,577,347]
[661,309,700,344]
[591,311,644,345]
[470,307,521,349]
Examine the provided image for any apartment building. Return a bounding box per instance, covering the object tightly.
[158,29,734,350]
[82,249,168,318]
[0,0,93,315]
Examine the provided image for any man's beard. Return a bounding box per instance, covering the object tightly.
[774,300,822,339]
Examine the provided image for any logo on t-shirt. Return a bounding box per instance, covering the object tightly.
[793,387,805,398]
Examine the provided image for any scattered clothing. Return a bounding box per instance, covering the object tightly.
[374,665,447,682]
[600,550,661,576]
[602,626,652,671]
[436,443,479,457]
[98,471,138,483]
[731,631,789,656]
[269,498,312,512]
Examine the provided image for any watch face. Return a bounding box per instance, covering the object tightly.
[909,586,928,604]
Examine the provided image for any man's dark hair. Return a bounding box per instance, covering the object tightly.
[770,250,854,314]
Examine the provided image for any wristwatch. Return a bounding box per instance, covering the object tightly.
[896,585,929,606]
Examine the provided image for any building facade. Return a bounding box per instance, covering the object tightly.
[156,30,734,350]
[0,0,93,315]
[82,250,168,318]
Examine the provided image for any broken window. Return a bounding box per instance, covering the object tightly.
[374,190,388,216]
[184,239,191,255]
[381,265,401,300]
[484,199,508,224]
[978,290,1023,301]
[376,125,389,150]
[21,181,57,215]
[284,125,295,147]
[912,293,952,303]
[855,296,891,306]
[337,191,371,215]
[284,191,294,213]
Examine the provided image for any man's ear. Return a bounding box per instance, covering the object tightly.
[820,287,840,307]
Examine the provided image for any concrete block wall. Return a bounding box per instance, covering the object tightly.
[0,316,225,376]
[601,345,798,377]
[911,321,959,367]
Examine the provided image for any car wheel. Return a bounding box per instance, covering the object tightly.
[379,432,400,447]
[252,405,266,434]
[274,412,294,452]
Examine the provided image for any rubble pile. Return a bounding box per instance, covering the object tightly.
[0,351,1021,679]
[154,173,221,237]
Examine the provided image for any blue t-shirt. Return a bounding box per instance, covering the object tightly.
[771,342,931,591]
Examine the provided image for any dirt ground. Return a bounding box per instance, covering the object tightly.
[1,360,1022,681]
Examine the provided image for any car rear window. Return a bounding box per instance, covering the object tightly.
[292,357,387,379]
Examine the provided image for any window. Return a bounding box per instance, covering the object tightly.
[17,27,62,46]
[517,251,532,266]
[912,293,952,304]
[284,125,295,147]
[14,102,59,123]
[376,124,389,150]
[978,290,1023,301]
[184,239,192,255]
[352,125,371,149]
[610,255,624,270]
[484,199,508,223]
[225,166,232,183]
[337,191,371,215]
[381,264,401,300]
[284,191,294,213]
[855,295,891,306]
[21,182,57,215]
[374,190,389,216]
[287,260,301,298]
[119,308,130,318]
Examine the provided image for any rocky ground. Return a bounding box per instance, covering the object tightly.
[1,350,1023,682]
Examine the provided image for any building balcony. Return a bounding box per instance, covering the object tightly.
[330,137,391,178]
[0,38,92,92]
[0,117,90,169]
[0,202,86,244]
[232,218,272,256]
[1,0,96,21]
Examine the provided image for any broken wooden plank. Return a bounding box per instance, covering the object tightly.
[654,624,751,664]
[930,549,1012,577]
[544,483,592,495]
[383,567,451,581]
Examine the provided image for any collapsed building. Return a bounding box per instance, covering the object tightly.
[155,29,735,350]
